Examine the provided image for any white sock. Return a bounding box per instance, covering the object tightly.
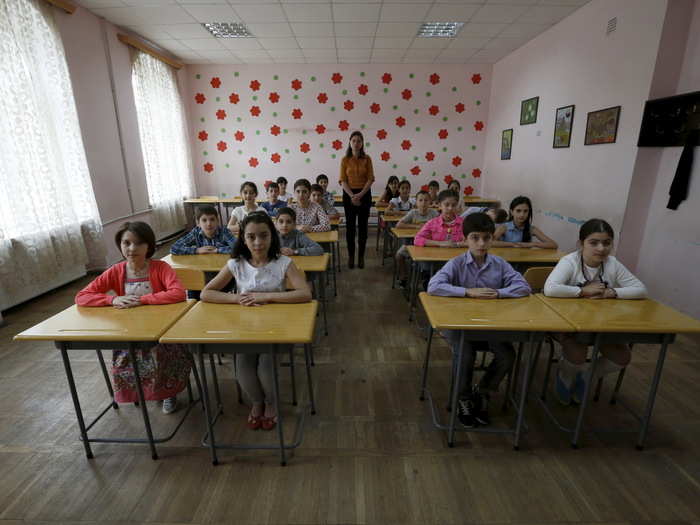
[587,357,624,385]
[558,358,585,388]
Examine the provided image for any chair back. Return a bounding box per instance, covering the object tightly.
[175,268,206,291]
[523,267,553,293]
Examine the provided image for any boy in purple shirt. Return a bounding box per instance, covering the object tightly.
[428,212,531,428]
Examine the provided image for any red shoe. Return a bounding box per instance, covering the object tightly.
[261,414,277,431]
[247,412,262,430]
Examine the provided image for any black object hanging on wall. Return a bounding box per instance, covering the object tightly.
[637,90,700,210]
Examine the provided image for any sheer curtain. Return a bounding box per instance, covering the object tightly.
[131,51,194,235]
[0,0,104,310]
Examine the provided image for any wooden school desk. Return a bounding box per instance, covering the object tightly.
[307,230,340,296]
[388,227,420,288]
[418,293,574,449]
[535,295,700,449]
[378,212,406,262]
[159,301,318,466]
[13,301,197,460]
[464,196,501,207]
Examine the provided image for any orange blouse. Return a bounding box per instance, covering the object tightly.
[339,155,375,190]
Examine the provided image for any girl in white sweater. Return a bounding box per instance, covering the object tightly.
[544,218,647,405]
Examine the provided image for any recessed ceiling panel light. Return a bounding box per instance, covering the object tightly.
[203,22,253,38]
[417,22,464,38]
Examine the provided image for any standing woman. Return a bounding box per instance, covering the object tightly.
[340,131,374,269]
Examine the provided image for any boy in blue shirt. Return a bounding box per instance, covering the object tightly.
[171,205,236,254]
[261,181,287,217]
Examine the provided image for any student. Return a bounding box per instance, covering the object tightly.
[261,181,286,217]
[201,212,312,430]
[395,190,438,287]
[462,206,508,224]
[291,179,331,232]
[76,222,190,414]
[447,179,465,214]
[276,207,324,256]
[228,181,265,235]
[377,175,400,205]
[310,183,339,219]
[427,180,440,206]
[171,205,236,255]
[277,176,293,203]
[387,180,416,212]
[414,190,467,248]
[428,213,531,427]
[316,173,335,209]
[544,218,647,405]
[493,196,558,249]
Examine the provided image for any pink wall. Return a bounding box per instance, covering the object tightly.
[482,0,668,254]
[184,65,491,199]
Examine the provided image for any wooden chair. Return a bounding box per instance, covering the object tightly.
[522,266,553,292]
[174,268,206,291]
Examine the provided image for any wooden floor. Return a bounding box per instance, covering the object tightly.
[1,232,700,525]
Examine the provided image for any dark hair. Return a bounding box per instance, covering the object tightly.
[276,176,288,185]
[382,175,400,200]
[240,181,258,195]
[316,173,328,183]
[415,190,430,199]
[448,179,461,190]
[310,183,324,194]
[277,206,296,221]
[492,208,509,224]
[195,205,219,221]
[232,211,280,261]
[267,181,279,191]
[438,189,459,203]
[115,221,156,259]
[463,213,495,237]
[508,196,533,242]
[579,218,614,241]
[398,179,411,189]
[428,180,439,189]
[345,130,366,158]
[294,178,311,191]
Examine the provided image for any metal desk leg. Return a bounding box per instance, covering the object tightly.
[128,344,158,460]
[319,272,328,336]
[332,242,338,297]
[209,353,224,414]
[270,347,287,466]
[571,333,602,448]
[419,327,434,401]
[59,343,94,459]
[96,350,118,410]
[197,345,219,465]
[447,331,466,447]
[513,333,535,450]
[304,344,317,415]
[636,333,672,450]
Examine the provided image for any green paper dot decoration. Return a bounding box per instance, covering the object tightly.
[216,96,220,102]
[320,143,324,148]
[409,73,414,78]
[220,128,225,132]
[283,129,288,134]
[237,117,242,122]
[476,100,481,106]
[234,72,240,77]
[392,164,397,169]
[225,163,230,168]
[443,117,448,122]
[311,76,316,81]
[252,95,257,101]
[331,154,336,159]
[303,130,307,135]
[426,92,431,97]
[196,74,201,79]
[237,149,242,154]
[442,147,447,152]
[203,151,208,156]
[431,171,436,177]
[294,94,299,100]
[200,117,205,122]
[458,126,463,132]
[342,89,347,95]
[273,112,278,117]
[306,158,311,163]
[384,87,388,93]
[262,146,267,152]
[393,105,398,110]
[414,109,419,114]
[256,130,261,135]
[360,71,365,77]
[415,127,421,132]
[413,156,418,161]
[241,173,246,178]
[365,141,370,147]
[284,148,290,154]
[330,106,336,112]
[360,124,365,129]
[452,86,457,92]
[273,74,278,80]
[471,145,477,150]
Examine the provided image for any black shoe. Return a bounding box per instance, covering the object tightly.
[457,398,477,428]
[358,257,365,269]
[348,257,355,269]
[398,279,408,288]
[473,387,491,426]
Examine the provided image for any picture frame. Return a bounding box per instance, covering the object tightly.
[584,105,621,145]
[520,96,539,125]
[553,105,575,148]
[501,129,513,160]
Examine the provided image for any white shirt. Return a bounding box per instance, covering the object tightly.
[279,192,294,203]
[227,255,292,294]
[544,251,647,299]
[232,204,265,223]
[389,196,416,211]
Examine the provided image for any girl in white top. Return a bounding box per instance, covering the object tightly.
[387,180,416,212]
[227,181,265,235]
[544,218,647,406]
[202,212,311,431]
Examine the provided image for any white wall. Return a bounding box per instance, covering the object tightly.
[482,0,668,254]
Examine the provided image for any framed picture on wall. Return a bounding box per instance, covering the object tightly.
[501,129,513,160]
[584,106,621,145]
[553,105,575,148]
[520,96,539,125]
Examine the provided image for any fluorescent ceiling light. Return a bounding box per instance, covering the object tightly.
[417,22,464,38]
[203,22,253,38]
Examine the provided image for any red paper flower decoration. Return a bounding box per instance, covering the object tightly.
[465,186,474,196]
[195,93,206,104]
[343,100,354,111]
[438,129,449,139]
[300,142,310,153]
[291,79,302,91]
[198,130,208,141]
[317,92,328,104]
[401,139,412,151]
[338,120,349,131]
[229,92,240,104]
[211,77,221,88]
[428,105,440,116]
[250,106,261,117]
[380,151,391,161]
[332,139,343,150]
[271,153,281,164]
[331,72,343,84]
[429,73,440,85]
[472,168,482,178]
[382,73,392,84]
[370,102,381,114]
[421,184,429,192]
[452,156,462,167]
[358,84,368,95]
[316,124,326,134]
[395,116,406,127]
[203,162,213,173]
[292,108,303,119]
[410,166,421,176]
[401,89,412,100]
[249,157,259,168]
[376,129,387,140]
[264,180,273,189]
[269,92,280,103]
[444,174,454,184]
[471,73,481,84]
[216,109,226,120]
[270,125,281,136]
[474,121,484,131]
[217,141,227,152]
[235,130,245,142]
[455,102,465,113]
[425,151,435,161]
[249,79,261,91]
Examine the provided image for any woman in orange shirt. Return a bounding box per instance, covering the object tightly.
[339,131,375,269]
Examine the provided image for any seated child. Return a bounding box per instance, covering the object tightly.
[201,212,312,430]
[377,175,400,206]
[544,218,647,405]
[291,179,331,232]
[493,196,558,249]
[428,180,439,206]
[261,181,287,217]
[394,190,438,287]
[462,205,508,224]
[277,176,293,203]
[311,183,339,219]
[414,190,466,248]
[447,179,465,214]
[228,181,265,235]
[387,180,416,212]
[276,207,324,256]
[428,213,531,427]
[171,205,236,254]
[316,173,335,210]
[76,221,190,415]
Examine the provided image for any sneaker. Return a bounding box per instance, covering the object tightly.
[572,371,586,405]
[555,371,572,406]
[162,396,178,414]
[457,398,477,428]
[473,387,491,426]
[398,279,408,289]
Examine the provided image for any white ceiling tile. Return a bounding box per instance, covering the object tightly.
[499,22,550,37]
[303,49,337,58]
[375,22,421,36]
[233,3,287,22]
[77,0,126,7]
[235,50,273,59]
[332,0,379,3]
[179,37,224,49]
[181,5,239,22]
[380,3,431,22]
[339,58,368,63]
[122,0,176,5]
[485,0,537,4]
[403,48,440,59]
[465,56,494,64]
[306,57,338,63]
[246,23,294,37]
[162,23,211,38]
[267,48,304,58]
[279,0,329,3]
[240,57,274,63]
[183,58,213,63]
[126,25,173,40]
[539,0,589,5]
[332,3,381,22]
[425,4,480,21]
[517,5,578,24]
[447,36,490,49]
[297,36,336,48]
[196,49,237,59]
[219,38,263,50]
[176,0,228,3]
[274,57,306,63]
[470,4,530,23]
[333,22,376,36]
[291,22,334,36]
[371,57,401,63]
[257,37,299,49]
[410,37,450,49]
[336,36,373,49]
[283,3,333,22]
[91,6,195,25]
[458,22,507,37]
[483,36,530,49]
[434,56,467,63]
[438,48,478,59]
[175,49,204,59]
[337,48,371,59]
[371,49,405,58]
[373,37,412,48]
[151,38,193,51]
[403,57,435,63]
[470,47,511,61]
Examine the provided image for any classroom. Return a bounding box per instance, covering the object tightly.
[2,0,700,523]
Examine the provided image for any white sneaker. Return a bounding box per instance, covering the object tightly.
[162,396,178,414]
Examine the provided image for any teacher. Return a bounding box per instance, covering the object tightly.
[340,131,374,269]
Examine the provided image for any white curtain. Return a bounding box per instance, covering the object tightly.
[131,50,194,235]
[0,0,105,310]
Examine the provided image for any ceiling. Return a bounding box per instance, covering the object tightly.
[76,0,591,64]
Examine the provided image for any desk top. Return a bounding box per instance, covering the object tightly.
[162,253,329,273]
[391,228,418,239]
[419,293,573,332]
[382,212,406,222]
[407,246,565,263]
[13,301,196,342]
[159,300,318,344]
[307,230,338,243]
[536,295,700,334]
[330,217,341,226]
[184,197,219,204]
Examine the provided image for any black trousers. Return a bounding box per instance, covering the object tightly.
[343,189,372,259]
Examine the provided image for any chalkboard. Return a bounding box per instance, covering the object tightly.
[637,90,700,147]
